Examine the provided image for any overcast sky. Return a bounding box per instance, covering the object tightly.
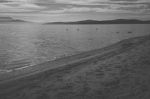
[0,0,150,22]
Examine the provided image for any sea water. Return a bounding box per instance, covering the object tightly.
[0,23,150,69]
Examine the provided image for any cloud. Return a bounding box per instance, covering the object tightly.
[0,0,46,13]
[54,0,108,5]
[54,0,150,5]
[0,0,10,3]
[109,0,138,2]
[0,0,150,16]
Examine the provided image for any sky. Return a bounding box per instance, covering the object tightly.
[0,0,150,22]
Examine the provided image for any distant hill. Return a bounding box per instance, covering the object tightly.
[0,17,27,23]
[45,19,150,24]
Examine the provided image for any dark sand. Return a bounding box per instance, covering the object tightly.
[0,35,150,99]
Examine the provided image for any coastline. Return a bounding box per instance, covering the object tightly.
[0,35,148,83]
[0,34,150,99]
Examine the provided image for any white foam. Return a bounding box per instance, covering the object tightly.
[0,69,13,73]
[14,65,32,70]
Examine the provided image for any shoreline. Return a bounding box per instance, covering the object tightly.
[0,34,150,98]
[0,34,149,84]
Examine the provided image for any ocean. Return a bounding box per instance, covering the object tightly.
[0,23,150,69]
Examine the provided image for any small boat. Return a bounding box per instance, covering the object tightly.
[128,31,132,34]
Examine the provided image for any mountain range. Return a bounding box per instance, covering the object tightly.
[0,17,27,23]
[45,19,150,24]
[1,17,150,24]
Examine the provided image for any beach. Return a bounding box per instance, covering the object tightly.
[0,35,150,99]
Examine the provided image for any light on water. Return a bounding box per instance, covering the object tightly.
[0,23,150,70]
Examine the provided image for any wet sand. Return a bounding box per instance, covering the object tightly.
[0,35,150,99]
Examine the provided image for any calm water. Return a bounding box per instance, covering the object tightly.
[0,23,150,69]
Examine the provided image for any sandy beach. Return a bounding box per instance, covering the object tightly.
[0,34,150,99]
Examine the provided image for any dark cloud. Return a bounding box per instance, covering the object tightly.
[110,0,138,2]
[146,3,150,8]
[118,6,144,11]
[73,4,110,8]
[0,0,11,3]
[35,3,111,12]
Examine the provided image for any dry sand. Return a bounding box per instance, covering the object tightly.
[0,35,150,99]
